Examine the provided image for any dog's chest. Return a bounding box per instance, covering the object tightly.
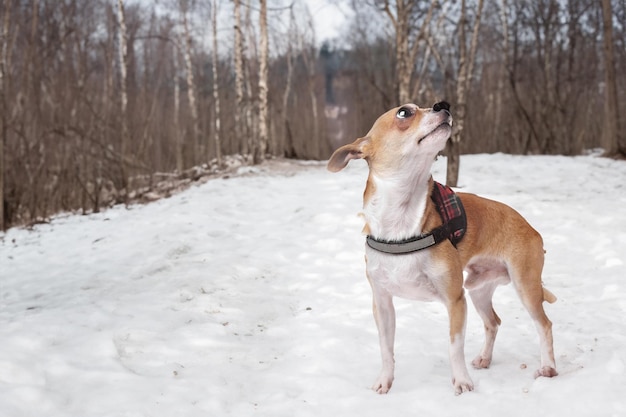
[366,249,443,301]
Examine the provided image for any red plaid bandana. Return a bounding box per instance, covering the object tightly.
[431,181,467,247]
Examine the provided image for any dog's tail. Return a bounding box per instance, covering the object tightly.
[542,287,557,304]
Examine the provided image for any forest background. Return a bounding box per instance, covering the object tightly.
[0,0,624,230]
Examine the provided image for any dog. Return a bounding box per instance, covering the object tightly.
[327,101,557,395]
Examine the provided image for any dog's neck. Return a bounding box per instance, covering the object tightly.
[362,162,434,242]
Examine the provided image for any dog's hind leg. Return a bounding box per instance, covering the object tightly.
[468,281,501,369]
[513,281,557,377]
[465,261,509,369]
[507,240,558,378]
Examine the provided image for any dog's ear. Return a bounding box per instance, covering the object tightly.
[327,137,370,172]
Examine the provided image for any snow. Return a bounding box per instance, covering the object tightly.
[1,154,626,417]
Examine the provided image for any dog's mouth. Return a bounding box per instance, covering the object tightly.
[417,121,452,144]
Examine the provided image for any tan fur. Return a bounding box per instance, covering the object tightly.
[328,102,558,395]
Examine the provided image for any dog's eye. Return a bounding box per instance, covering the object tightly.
[396,107,413,119]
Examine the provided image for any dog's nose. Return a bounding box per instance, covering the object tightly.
[433,101,450,113]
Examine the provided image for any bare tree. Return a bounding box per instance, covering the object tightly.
[256,0,269,163]
[601,0,621,156]
[117,0,130,196]
[181,0,200,164]
[233,0,247,156]
[0,0,10,230]
[446,0,484,187]
[211,0,222,166]
[381,0,438,104]
[490,0,510,152]
[173,46,183,172]
[281,4,296,158]
[300,8,320,158]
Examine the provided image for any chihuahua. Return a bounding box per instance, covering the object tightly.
[328,102,557,395]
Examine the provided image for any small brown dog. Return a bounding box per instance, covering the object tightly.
[328,102,557,395]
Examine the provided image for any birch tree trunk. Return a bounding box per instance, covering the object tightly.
[383,0,437,104]
[0,0,10,230]
[116,0,129,195]
[282,5,295,158]
[300,10,319,158]
[446,0,484,187]
[394,1,410,104]
[600,0,620,156]
[382,0,411,104]
[244,0,256,161]
[233,0,247,156]
[181,2,200,163]
[173,47,183,172]
[255,0,269,163]
[491,0,509,151]
[211,0,222,166]
[302,47,319,158]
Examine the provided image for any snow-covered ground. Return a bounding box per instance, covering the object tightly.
[1,154,625,417]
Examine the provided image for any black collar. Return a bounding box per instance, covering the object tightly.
[365,181,467,255]
[366,219,458,254]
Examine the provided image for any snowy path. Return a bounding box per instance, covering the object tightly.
[1,154,625,417]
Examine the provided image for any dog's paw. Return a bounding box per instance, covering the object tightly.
[471,355,492,369]
[534,366,558,378]
[372,373,394,394]
[452,377,474,395]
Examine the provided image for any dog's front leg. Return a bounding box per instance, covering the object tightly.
[447,293,474,395]
[370,290,396,394]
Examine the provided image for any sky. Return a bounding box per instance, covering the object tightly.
[305,0,353,43]
[140,0,353,47]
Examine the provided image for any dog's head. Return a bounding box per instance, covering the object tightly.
[327,102,452,175]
